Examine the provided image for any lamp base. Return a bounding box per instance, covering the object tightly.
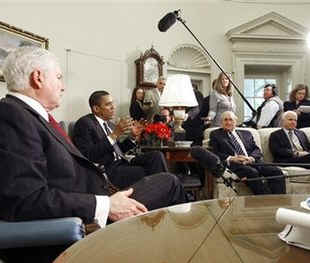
[174,131,186,141]
[174,118,185,133]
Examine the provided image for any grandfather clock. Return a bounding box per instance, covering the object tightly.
[135,46,164,89]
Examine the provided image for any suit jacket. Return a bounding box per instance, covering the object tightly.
[0,95,108,223]
[72,114,135,168]
[143,88,161,121]
[269,128,310,162]
[283,100,310,128]
[209,128,263,163]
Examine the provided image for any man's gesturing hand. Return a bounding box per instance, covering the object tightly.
[108,188,148,222]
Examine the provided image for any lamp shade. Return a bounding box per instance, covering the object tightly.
[159,74,198,107]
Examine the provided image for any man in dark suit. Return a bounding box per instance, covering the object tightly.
[73,90,168,188]
[210,111,286,195]
[269,110,310,164]
[0,47,186,261]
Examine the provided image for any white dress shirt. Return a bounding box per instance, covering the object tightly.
[226,129,250,165]
[257,100,279,128]
[9,92,110,227]
[95,116,116,145]
[283,128,303,152]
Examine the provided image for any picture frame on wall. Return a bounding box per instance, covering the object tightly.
[0,21,49,81]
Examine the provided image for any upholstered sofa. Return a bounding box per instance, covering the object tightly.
[203,127,310,198]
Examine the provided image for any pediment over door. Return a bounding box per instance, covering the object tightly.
[226,12,308,41]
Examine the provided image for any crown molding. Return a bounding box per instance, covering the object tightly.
[226,12,309,42]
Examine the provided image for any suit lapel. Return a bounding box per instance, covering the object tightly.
[7,95,87,160]
[294,130,307,150]
[38,115,86,159]
[280,129,291,146]
[221,129,236,153]
[89,114,106,140]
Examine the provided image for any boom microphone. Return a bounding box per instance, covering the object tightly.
[157,9,256,114]
[158,11,178,32]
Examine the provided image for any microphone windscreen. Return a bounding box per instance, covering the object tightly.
[158,12,177,32]
[191,146,226,178]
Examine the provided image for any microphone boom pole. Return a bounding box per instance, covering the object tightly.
[241,172,310,183]
[173,11,256,114]
[251,162,310,167]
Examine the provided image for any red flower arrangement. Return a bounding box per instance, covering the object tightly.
[143,122,171,144]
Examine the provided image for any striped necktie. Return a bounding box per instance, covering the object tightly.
[228,132,246,155]
[102,122,127,161]
[288,130,298,151]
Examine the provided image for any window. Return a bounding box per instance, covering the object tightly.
[244,78,277,120]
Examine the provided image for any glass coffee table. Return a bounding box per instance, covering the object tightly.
[55,194,310,263]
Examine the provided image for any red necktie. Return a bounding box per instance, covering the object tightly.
[48,114,72,144]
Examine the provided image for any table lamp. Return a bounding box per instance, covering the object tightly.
[159,74,198,136]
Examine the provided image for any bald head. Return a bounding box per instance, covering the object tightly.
[282,111,297,130]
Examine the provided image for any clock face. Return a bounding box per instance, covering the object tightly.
[143,57,159,84]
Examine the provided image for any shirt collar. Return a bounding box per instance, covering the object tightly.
[94,115,110,128]
[8,92,49,121]
[224,128,236,134]
[95,115,104,125]
[283,128,295,134]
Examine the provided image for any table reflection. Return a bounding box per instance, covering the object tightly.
[55,195,310,263]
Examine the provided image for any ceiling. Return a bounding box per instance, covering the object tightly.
[0,0,212,3]
[2,0,310,3]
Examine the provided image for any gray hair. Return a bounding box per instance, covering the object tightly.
[3,46,58,92]
[221,111,238,122]
[282,110,297,120]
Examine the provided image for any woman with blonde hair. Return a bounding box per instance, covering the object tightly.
[284,84,310,128]
[206,72,236,127]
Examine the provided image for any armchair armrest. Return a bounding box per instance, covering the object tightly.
[0,217,85,249]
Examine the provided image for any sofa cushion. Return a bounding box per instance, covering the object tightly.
[257,128,280,162]
[300,127,310,141]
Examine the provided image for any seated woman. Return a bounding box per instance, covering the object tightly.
[284,84,310,128]
[205,73,236,127]
[129,87,146,121]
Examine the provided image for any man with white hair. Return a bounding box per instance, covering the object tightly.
[143,76,165,121]
[0,47,186,262]
[209,111,286,195]
[269,110,310,164]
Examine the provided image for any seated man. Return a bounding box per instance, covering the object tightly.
[209,111,286,195]
[254,84,283,129]
[0,47,187,261]
[73,90,168,188]
[269,110,310,164]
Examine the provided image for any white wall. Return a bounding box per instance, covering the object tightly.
[0,2,309,121]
